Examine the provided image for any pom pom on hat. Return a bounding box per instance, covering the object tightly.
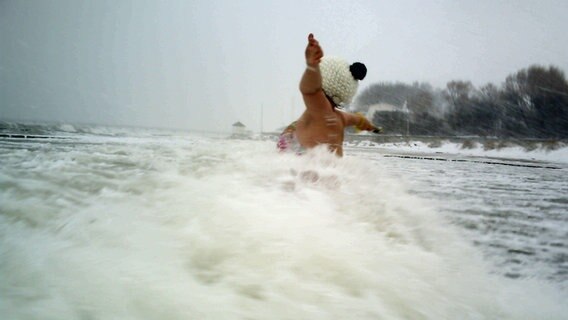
[319,56,366,106]
[350,62,367,80]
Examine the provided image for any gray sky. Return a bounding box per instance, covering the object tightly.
[1,0,567,132]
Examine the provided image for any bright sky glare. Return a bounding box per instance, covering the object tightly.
[1,0,567,132]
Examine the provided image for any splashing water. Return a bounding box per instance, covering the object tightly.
[0,131,565,319]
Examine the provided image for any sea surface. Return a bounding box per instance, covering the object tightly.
[1,123,567,319]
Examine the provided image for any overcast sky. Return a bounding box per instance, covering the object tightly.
[1,0,567,132]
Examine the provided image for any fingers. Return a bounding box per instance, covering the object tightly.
[314,50,323,63]
[308,33,315,44]
[306,33,323,65]
[307,33,319,47]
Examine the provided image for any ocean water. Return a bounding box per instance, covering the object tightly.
[1,124,566,319]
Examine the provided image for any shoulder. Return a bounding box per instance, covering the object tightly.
[302,89,333,114]
[336,110,360,126]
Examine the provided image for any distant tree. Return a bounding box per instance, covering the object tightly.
[356,65,568,138]
[478,83,500,103]
[355,82,449,135]
[409,112,449,136]
[354,82,437,113]
[445,81,474,106]
[408,88,449,135]
[372,111,407,135]
[502,65,568,137]
[502,68,539,136]
[354,82,411,111]
[469,84,503,136]
[443,80,475,134]
[408,89,434,115]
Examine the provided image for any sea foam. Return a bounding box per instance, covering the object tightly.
[0,135,565,319]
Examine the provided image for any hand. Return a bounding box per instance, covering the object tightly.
[305,33,323,67]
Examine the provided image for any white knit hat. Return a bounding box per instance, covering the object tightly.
[320,56,367,106]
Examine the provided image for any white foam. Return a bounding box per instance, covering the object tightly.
[351,139,568,164]
[0,136,565,319]
[57,124,77,133]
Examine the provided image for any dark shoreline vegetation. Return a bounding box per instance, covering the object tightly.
[354,65,568,139]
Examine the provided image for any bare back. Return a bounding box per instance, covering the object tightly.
[295,91,348,156]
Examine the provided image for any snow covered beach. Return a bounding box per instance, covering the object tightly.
[1,124,567,319]
[343,134,568,166]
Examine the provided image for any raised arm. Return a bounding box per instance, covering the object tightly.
[299,33,324,95]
